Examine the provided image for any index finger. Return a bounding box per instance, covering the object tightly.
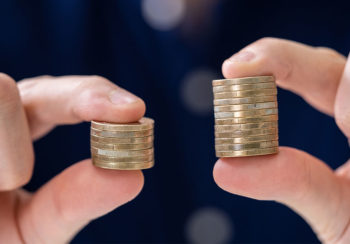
[18,75,146,140]
[222,38,346,116]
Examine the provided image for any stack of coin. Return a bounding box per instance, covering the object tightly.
[90,118,154,170]
[213,76,279,157]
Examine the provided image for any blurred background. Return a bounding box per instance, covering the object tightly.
[1,0,350,243]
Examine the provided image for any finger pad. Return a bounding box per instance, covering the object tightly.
[213,147,308,200]
[52,160,144,221]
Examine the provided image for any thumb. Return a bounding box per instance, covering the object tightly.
[335,54,350,138]
[213,147,350,243]
[17,160,144,243]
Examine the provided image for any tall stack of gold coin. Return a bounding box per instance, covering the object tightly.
[213,76,279,157]
[90,118,154,170]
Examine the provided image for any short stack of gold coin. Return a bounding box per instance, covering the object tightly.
[213,76,279,157]
[90,118,154,170]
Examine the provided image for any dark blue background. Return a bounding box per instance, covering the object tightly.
[1,0,350,243]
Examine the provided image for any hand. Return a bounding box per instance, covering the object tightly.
[0,74,146,243]
[213,38,350,244]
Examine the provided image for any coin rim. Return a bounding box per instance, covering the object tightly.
[91,117,154,131]
[91,128,153,138]
[90,141,154,150]
[212,76,275,86]
[214,101,277,112]
[214,89,277,99]
[213,82,276,92]
[216,147,279,157]
[90,134,154,144]
[215,115,278,124]
[93,159,154,170]
[213,96,277,106]
[92,154,154,162]
[215,121,278,131]
[91,147,154,157]
[215,128,278,138]
[215,140,279,151]
[214,108,278,119]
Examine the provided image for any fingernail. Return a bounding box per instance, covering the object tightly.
[228,51,255,63]
[109,88,140,105]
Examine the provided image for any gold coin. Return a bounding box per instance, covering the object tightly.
[91,141,153,150]
[213,83,276,93]
[214,108,278,119]
[93,159,154,170]
[92,153,154,162]
[214,96,277,106]
[90,135,154,144]
[215,141,278,151]
[213,76,274,86]
[91,147,153,157]
[215,128,277,138]
[215,122,278,131]
[214,102,277,112]
[216,147,279,157]
[215,134,279,144]
[91,128,153,138]
[215,115,278,124]
[214,89,277,99]
[91,117,154,131]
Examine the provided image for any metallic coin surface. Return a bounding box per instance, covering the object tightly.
[213,82,276,93]
[91,147,153,157]
[91,117,154,131]
[214,102,277,112]
[213,76,274,86]
[91,135,154,144]
[91,128,153,138]
[215,121,278,131]
[215,115,278,125]
[216,147,279,157]
[93,159,154,170]
[214,96,276,106]
[91,141,153,150]
[214,108,278,119]
[215,128,277,138]
[215,134,278,144]
[214,89,277,99]
[92,153,154,162]
[215,141,278,151]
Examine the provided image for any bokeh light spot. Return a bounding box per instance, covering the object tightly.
[142,0,186,31]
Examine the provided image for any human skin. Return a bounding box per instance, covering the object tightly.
[213,37,350,244]
[0,74,146,243]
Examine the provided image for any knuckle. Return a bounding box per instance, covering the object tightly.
[253,37,280,49]
[0,73,20,111]
[73,86,106,121]
[0,171,32,191]
[86,75,111,86]
[75,75,114,93]
[0,73,18,98]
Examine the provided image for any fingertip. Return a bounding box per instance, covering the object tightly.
[221,59,233,78]
[74,88,146,123]
[213,158,230,192]
[92,163,145,205]
[113,98,146,123]
[221,59,247,79]
[82,159,145,211]
[18,160,145,243]
[221,51,258,79]
[48,159,145,223]
[212,148,308,200]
